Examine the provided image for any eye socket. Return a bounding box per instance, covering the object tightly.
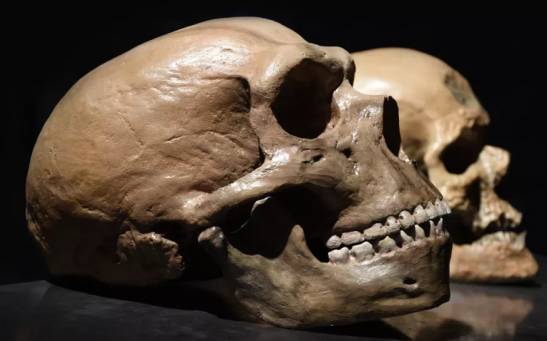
[441,127,486,174]
[271,59,343,139]
[382,96,402,158]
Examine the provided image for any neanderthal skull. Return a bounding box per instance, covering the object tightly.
[26,19,451,328]
[352,48,538,283]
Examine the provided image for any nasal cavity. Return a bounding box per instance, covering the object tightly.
[382,96,402,158]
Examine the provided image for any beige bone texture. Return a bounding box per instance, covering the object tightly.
[27,18,451,328]
[352,47,538,283]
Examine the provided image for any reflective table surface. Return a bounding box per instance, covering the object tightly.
[2,255,546,341]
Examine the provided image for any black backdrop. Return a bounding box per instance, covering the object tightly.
[3,6,546,285]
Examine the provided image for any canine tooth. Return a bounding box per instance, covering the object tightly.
[435,198,447,216]
[364,223,385,240]
[341,231,364,246]
[413,205,428,224]
[378,236,397,253]
[414,224,426,239]
[326,235,342,249]
[386,216,400,234]
[328,247,349,264]
[399,211,414,229]
[429,221,435,237]
[400,230,414,245]
[352,242,375,261]
[425,202,439,219]
[436,218,444,235]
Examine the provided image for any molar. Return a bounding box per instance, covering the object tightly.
[328,247,349,264]
[413,205,428,224]
[351,242,375,261]
[378,236,397,253]
[425,201,439,219]
[364,223,385,240]
[341,231,364,246]
[326,235,342,249]
[386,216,400,234]
[398,211,414,229]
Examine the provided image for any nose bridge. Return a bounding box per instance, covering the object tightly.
[335,81,387,126]
[337,86,440,201]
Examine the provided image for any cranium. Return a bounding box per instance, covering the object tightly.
[26,19,451,328]
[352,48,538,283]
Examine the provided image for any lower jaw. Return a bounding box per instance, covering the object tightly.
[227,225,452,329]
[450,231,539,283]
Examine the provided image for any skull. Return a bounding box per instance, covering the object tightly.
[26,19,451,328]
[352,48,538,283]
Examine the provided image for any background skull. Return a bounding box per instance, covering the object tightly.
[26,19,451,328]
[352,47,538,283]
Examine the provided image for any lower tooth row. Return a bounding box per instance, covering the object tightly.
[328,218,446,264]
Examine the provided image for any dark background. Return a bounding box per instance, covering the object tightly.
[3,7,546,285]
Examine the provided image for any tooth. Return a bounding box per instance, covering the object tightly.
[442,200,451,214]
[400,230,414,245]
[436,218,444,236]
[378,236,397,253]
[429,221,436,238]
[328,247,349,264]
[364,223,386,240]
[413,205,428,224]
[351,242,375,261]
[414,224,426,239]
[425,202,439,219]
[341,231,365,246]
[435,198,447,216]
[326,235,342,249]
[513,232,526,250]
[398,211,414,229]
[386,216,400,234]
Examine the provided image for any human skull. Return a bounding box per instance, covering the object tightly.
[352,48,538,283]
[26,19,451,328]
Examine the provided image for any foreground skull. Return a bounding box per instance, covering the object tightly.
[26,19,451,328]
[352,48,538,283]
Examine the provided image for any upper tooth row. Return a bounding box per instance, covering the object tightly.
[326,199,450,249]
